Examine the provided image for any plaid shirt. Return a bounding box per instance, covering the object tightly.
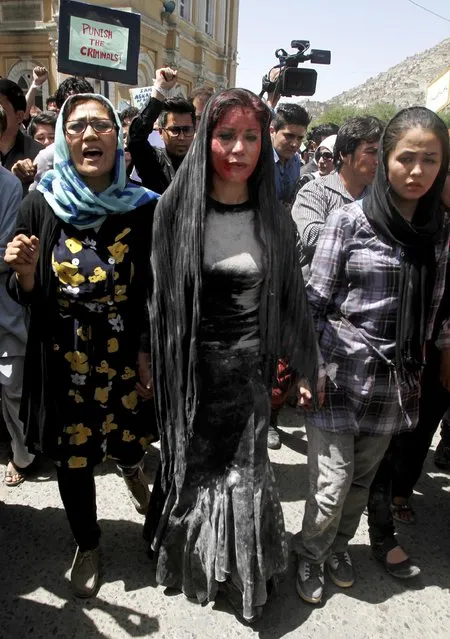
[291,171,371,259]
[306,202,449,436]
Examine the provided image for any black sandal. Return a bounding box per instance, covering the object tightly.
[372,538,420,579]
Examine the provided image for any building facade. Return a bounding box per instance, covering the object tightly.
[0,0,239,107]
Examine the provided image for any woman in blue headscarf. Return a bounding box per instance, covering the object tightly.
[5,94,159,598]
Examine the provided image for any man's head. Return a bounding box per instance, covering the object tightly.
[307,122,339,150]
[119,106,139,170]
[27,111,57,148]
[334,116,384,186]
[119,106,139,134]
[46,94,58,113]
[190,87,215,126]
[158,97,196,158]
[0,79,26,140]
[54,77,94,111]
[270,103,310,162]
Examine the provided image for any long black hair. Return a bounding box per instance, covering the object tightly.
[151,88,317,489]
[363,106,449,386]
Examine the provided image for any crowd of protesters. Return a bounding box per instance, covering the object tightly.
[0,64,449,624]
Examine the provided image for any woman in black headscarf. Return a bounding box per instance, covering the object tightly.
[294,107,449,606]
[144,88,318,622]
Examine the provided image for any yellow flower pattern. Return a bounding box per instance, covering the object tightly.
[107,241,129,264]
[95,360,109,374]
[68,456,88,469]
[107,338,119,353]
[69,389,84,403]
[65,423,92,445]
[114,285,128,302]
[89,267,107,283]
[54,225,152,470]
[94,387,109,404]
[64,350,89,373]
[52,256,86,287]
[122,391,138,411]
[115,228,131,242]
[102,414,118,434]
[65,238,83,254]
[76,326,88,341]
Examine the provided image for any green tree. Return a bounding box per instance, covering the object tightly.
[310,104,360,128]
[439,110,450,128]
[361,103,398,122]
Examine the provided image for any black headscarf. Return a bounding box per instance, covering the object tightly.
[363,109,449,386]
[150,88,318,491]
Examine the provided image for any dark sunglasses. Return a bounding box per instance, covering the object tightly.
[317,151,333,161]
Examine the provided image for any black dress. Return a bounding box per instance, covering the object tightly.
[147,202,288,620]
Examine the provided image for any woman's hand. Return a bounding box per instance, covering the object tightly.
[136,351,154,400]
[440,348,450,393]
[11,159,37,184]
[5,234,40,276]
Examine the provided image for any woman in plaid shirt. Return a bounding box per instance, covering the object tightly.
[294,107,450,605]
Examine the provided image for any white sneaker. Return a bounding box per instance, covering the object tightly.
[296,558,324,604]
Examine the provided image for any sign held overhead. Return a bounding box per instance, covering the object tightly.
[426,67,450,113]
[58,0,141,85]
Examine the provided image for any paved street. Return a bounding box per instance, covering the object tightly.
[1,406,449,639]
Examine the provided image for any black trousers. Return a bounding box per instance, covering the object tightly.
[368,345,450,546]
[57,458,144,552]
[57,466,101,552]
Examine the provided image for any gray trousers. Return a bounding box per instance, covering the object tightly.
[1,356,35,468]
[294,424,391,564]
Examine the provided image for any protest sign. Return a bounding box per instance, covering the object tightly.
[426,68,450,113]
[58,0,140,85]
[129,86,152,110]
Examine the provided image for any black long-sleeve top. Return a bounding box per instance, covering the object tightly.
[128,96,175,194]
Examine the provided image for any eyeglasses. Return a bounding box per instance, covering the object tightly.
[162,125,195,138]
[65,119,115,136]
[317,151,333,161]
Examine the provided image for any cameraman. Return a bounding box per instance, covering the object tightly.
[270,103,310,207]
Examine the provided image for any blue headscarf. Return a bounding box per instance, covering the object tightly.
[37,93,158,228]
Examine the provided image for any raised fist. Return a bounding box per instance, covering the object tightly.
[32,66,49,87]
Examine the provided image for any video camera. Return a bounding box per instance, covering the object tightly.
[261,40,331,98]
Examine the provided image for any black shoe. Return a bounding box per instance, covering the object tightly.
[434,438,450,470]
[267,425,281,450]
[372,544,420,579]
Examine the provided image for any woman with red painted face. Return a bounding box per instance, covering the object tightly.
[144,88,318,623]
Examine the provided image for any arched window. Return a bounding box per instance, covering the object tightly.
[7,60,49,110]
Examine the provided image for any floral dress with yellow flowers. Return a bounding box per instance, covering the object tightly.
[51,222,153,470]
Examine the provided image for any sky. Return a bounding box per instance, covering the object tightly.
[236,0,450,102]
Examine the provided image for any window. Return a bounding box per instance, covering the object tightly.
[1,1,42,22]
[179,0,191,20]
[205,0,214,36]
